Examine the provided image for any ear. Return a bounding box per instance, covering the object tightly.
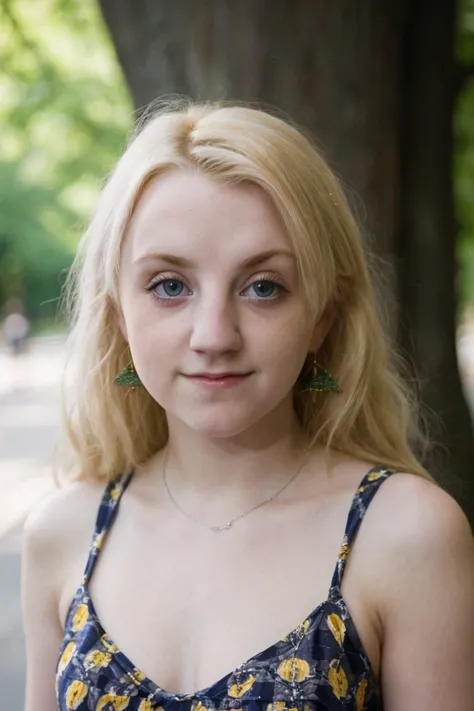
[309,303,336,353]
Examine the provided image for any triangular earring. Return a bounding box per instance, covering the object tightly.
[299,359,341,394]
[114,359,143,388]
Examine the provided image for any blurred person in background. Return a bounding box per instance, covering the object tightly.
[1,297,30,356]
[21,101,474,711]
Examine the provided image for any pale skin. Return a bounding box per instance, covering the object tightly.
[22,170,474,710]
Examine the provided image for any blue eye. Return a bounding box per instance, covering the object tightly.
[245,280,282,299]
[154,279,185,298]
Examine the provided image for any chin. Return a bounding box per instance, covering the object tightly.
[185,417,255,439]
[179,403,267,439]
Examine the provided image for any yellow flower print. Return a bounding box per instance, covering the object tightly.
[66,680,88,709]
[356,677,368,711]
[266,704,298,711]
[129,668,146,685]
[84,650,112,671]
[72,603,89,632]
[277,658,310,682]
[327,613,346,646]
[228,674,256,697]
[57,641,76,675]
[139,701,162,711]
[328,659,348,699]
[193,702,208,711]
[93,530,105,550]
[338,535,350,562]
[284,618,310,641]
[100,634,119,653]
[367,471,384,482]
[301,618,311,634]
[110,487,121,500]
[96,693,130,711]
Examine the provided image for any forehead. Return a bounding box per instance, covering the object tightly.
[123,169,294,264]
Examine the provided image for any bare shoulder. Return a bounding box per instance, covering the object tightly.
[361,473,474,708]
[370,471,472,547]
[21,480,108,711]
[24,477,106,545]
[365,471,474,613]
[23,478,106,590]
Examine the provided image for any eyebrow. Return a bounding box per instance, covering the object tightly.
[133,249,296,269]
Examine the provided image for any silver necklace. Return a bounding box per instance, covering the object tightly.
[162,449,309,533]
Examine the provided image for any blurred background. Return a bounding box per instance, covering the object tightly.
[1,0,474,708]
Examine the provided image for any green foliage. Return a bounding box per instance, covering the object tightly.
[1,0,474,323]
[0,161,76,322]
[0,0,132,324]
[456,0,474,305]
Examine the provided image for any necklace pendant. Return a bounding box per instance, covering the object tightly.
[211,521,233,532]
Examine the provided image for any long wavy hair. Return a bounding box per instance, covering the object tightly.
[59,99,432,484]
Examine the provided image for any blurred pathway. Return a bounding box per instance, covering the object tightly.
[0,336,64,711]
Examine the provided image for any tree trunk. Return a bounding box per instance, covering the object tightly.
[98,0,474,523]
[398,0,473,507]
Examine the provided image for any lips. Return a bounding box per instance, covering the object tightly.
[188,372,251,379]
[183,372,253,388]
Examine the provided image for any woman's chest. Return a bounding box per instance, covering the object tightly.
[57,593,381,711]
[59,496,381,699]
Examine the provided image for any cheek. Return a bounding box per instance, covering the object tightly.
[120,298,163,364]
[260,308,312,356]
[274,340,309,383]
[256,316,311,382]
[121,290,160,340]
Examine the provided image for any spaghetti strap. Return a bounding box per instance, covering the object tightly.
[329,465,395,595]
[60,464,387,710]
[82,469,134,586]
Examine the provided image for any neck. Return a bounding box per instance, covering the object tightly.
[158,408,317,516]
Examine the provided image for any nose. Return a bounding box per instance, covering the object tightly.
[189,296,241,355]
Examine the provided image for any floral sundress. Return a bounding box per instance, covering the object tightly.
[56,465,395,710]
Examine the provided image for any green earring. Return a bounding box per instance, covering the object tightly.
[114,359,143,388]
[300,359,341,394]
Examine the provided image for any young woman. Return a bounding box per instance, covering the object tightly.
[22,101,474,711]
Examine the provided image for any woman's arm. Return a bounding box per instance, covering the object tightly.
[21,497,65,711]
[375,474,474,710]
[21,481,101,711]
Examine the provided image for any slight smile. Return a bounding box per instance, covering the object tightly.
[183,372,253,389]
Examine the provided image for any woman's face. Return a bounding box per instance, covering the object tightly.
[118,169,327,440]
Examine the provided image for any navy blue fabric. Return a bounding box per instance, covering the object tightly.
[56,466,395,710]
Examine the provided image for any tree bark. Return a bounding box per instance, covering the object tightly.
[99,1,403,263]
[397,0,474,509]
[98,0,474,522]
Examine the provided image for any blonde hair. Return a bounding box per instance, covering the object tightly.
[59,99,433,484]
